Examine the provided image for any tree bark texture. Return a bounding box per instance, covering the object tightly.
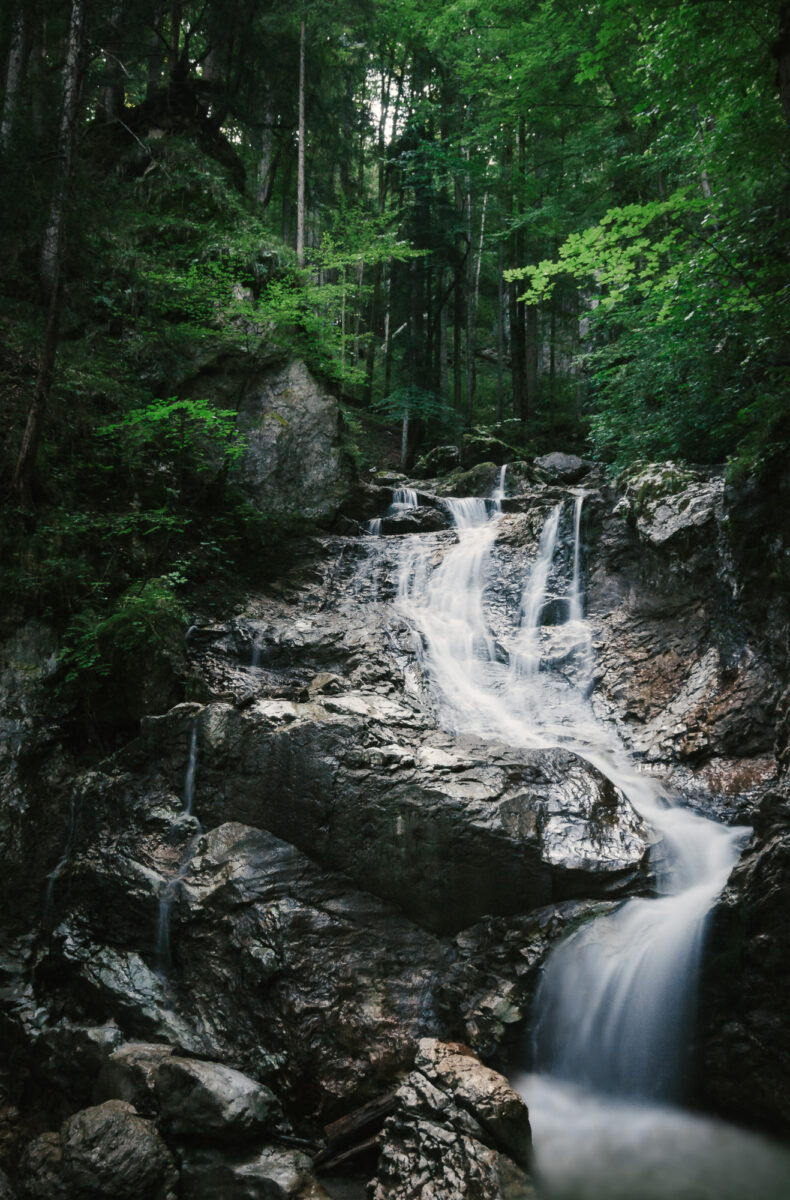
[296,14,306,266]
[1,4,28,148]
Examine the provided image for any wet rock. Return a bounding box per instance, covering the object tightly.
[533,452,588,484]
[0,1167,16,1200]
[698,782,790,1135]
[165,699,650,932]
[17,1132,68,1200]
[379,507,448,536]
[156,1056,280,1139]
[370,1039,534,1200]
[619,462,725,550]
[60,1100,177,1198]
[97,1042,174,1114]
[20,1102,177,1200]
[34,1021,122,1106]
[179,1145,331,1199]
[432,462,500,498]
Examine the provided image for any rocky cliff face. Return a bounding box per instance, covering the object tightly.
[0,451,787,1196]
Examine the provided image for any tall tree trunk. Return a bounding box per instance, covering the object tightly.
[464,160,474,422]
[525,302,538,420]
[97,5,126,125]
[169,0,182,75]
[296,13,306,266]
[496,240,505,422]
[146,4,163,98]
[1,5,28,148]
[508,121,528,421]
[257,92,277,208]
[453,171,465,412]
[39,0,86,299]
[17,0,86,504]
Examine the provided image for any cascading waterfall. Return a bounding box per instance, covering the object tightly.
[391,478,789,1198]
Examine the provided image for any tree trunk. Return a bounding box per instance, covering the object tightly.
[38,0,86,300]
[296,13,306,266]
[1,5,28,148]
[257,92,277,208]
[97,5,126,125]
[525,302,539,420]
[146,4,163,98]
[17,0,86,504]
[496,241,505,422]
[453,170,465,412]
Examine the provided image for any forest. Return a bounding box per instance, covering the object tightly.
[2,0,789,723]
[3,4,790,1200]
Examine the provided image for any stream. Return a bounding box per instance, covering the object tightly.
[386,472,790,1199]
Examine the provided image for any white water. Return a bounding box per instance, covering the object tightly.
[366,486,419,536]
[391,481,782,1197]
[156,720,202,971]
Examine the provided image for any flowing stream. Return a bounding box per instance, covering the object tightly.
[389,475,790,1199]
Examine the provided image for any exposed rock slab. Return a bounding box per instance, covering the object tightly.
[370,1039,534,1200]
[156,1056,279,1139]
[179,1145,331,1200]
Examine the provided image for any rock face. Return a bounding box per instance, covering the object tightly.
[371,1040,534,1200]
[185,354,352,520]
[532,452,588,484]
[698,780,790,1135]
[0,452,788,1192]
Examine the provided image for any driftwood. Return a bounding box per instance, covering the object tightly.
[314,1090,399,1171]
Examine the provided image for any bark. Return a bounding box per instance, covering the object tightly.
[525,302,539,419]
[97,6,126,125]
[509,121,528,422]
[496,241,505,422]
[38,0,86,300]
[0,4,28,148]
[13,281,63,508]
[296,13,306,266]
[453,171,465,412]
[256,92,277,209]
[146,4,164,98]
[17,0,86,504]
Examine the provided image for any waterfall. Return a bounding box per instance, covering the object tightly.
[492,464,508,509]
[512,503,562,677]
[156,720,202,972]
[367,486,419,535]
[392,481,776,1197]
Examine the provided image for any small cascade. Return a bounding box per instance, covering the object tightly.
[511,503,562,677]
[183,720,198,814]
[43,794,81,927]
[366,486,419,536]
[392,487,418,509]
[492,464,508,510]
[156,720,202,973]
[251,640,262,668]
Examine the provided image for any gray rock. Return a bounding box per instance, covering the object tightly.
[156,1056,280,1139]
[414,445,461,477]
[35,1021,123,1105]
[370,1039,534,1200]
[379,506,448,535]
[0,1167,16,1200]
[179,1145,331,1199]
[232,359,352,520]
[97,1042,175,1114]
[17,1132,68,1200]
[19,1103,177,1200]
[60,1100,177,1199]
[532,452,588,483]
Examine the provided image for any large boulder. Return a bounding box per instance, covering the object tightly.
[97,1042,175,1115]
[370,1039,534,1200]
[19,1101,177,1200]
[155,1056,279,1139]
[233,359,352,520]
[533,453,588,484]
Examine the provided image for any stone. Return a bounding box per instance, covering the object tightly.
[156,1056,280,1139]
[60,1100,177,1199]
[379,506,448,535]
[17,1133,68,1200]
[0,1167,16,1200]
[370,1040,535,1200]
[179,1145,331,1199]
[532,452,588,483]
[97,1042,175,1114]
[233,359,352,520]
